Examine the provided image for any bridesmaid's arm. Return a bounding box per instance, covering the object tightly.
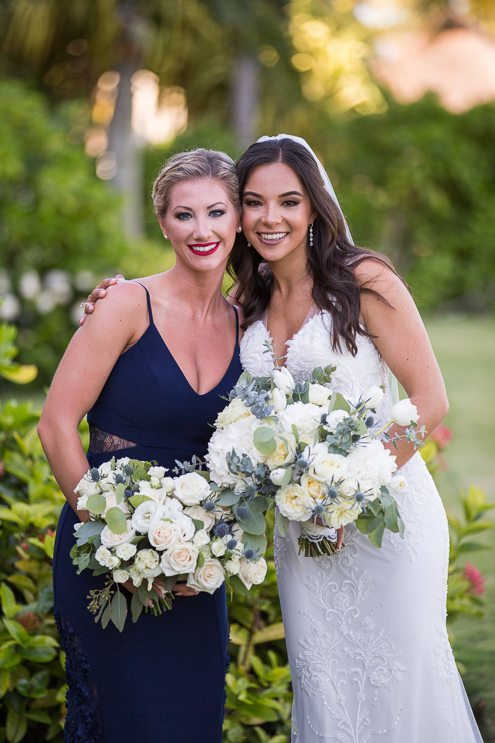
[79,274,125,325]
[38,282,142,515]
[357,259,449,469]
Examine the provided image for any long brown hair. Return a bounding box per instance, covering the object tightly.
[228,137,404,355]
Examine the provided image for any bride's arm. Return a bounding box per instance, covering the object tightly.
[38,282,142,515]
[357,259,449,469]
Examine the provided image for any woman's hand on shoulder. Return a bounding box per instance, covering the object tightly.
[80,274,125,326]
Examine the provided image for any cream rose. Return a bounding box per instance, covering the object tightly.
[301,472,326,501]
[211,540,226,557]
[160,543,199,576]
[187,558,225,594]
[193,529,210,548]
[215,397,253,429]
[308,383,332,407]
[265,433,297,469]
[115,542,137,561]
[184,505,216,532]
[309,446,348,482]
[324,500,361,528]
[174,472,211,506]
[100,523,136,549]
[276,483,313,521]
[238,557,268,590]
[113,569,130,583]
[148,520,182,551]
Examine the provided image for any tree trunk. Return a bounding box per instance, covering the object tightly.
[230,51,260,150]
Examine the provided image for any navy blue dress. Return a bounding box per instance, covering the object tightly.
[52,285,242,742]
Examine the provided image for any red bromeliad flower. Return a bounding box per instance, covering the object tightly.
[16,611,40,632]
[430,424,453,451]
[463,562,486,595]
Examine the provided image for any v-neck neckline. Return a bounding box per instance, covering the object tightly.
[260,306,322,368]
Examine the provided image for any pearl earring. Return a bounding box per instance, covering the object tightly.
[164,233,168,239]
[308,223,314,247]
[237,226,242,232]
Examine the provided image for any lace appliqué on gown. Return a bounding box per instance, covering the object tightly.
[87,426,137,456]
[53,607,103,743]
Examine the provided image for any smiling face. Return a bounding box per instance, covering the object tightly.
[161,178,240,272]
[241,162,316,266]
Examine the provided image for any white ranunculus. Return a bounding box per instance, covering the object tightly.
[325,409,348,432]
[100,523,136,549]
[148,520,183,551]
[308,383,332,407]
[211,540,226,557]
[161,543,199,576]
[272,366,295,395]
[184,505,215,532]
[389,474,407,494]
[174,472,211,506]
[238,557,268,590]
[270,468,287,486]
[215,397,254,429]
[271,388,287,413]
[193,529,210,548]
[115,542,137,560]
[225,559,240,575]
[113,569,130,583]
[324,500,361,528]
[77,495,88,511]
[265,433,297,469]
[276,483,313,521]
[74,477,102,498]
[187,558,225,594]
[364,385,384,409]
[278,401,322,438]
[148,466,168,479]
[391,398,419,427]
[131,500,159,533]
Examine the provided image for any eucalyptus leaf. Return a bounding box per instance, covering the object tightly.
[253,426,277,456]
[191,518,204,531]
[115,482,126,504]
[331,393,350,413]
[111,591,127,632]
[250,496,268,512]
[277,513,290,538]
[215,489,241,506]
[241,532,267,558]
[106,507,128,534]
[101,604,111,629]
[75,520,104,545]
[228,575,250,598]
[234,503,266,535]
[131,589,144,623]
[282,467,292,489]
[87,493,106,515]
[128,494,152,508]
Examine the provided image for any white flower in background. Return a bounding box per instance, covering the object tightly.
[115,542,137,560]
[391,398,419,427]
[160,543,199,576]
[214,397,254,429]
[184,505,215,532]
[278,402,322,438]
[276,483,313,521]
[265,433,297,469]
[113,569,130,583]
[174,472,210,506]
[325,409,348,432]
[100,523,136,549]
[0,294,21,321]
[0,270,12,295]
[148,520,182,551]
[225,559,240,575]
[35,290,57,315]
[364,385,384,409]
[131,500,159,533]
[308,383,332,407]
[19,270,41,300]
[272,366,295,395]
[389,474,407,494]
[271,388,287,413]
[206,418,265,488]
[193,529,210,548]
[270,468,287,486]
[44,269,73,304]
[187,558,225,594]
[74,269,96,292]
[238,557,268,590]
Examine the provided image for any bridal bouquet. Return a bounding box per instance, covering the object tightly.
[71,457,267,632]
[206,367,423,558]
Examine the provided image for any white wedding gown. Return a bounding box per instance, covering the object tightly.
[240,310,484,743]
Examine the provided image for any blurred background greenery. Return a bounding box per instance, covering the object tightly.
[0,0,494,741]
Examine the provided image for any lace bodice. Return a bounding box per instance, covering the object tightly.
[240,312,393,428]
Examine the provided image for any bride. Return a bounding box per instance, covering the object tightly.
[230,135,483,743]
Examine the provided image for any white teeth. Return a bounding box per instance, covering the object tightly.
[259,233,287,241]
[191,244,216,252]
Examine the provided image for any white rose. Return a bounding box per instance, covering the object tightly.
[301,473,326,501]
[187,558,225,594]
[211,540,226,557]
[324,500,361,528]
[278,402,322,438]
[309,446,348,482]
[107,555,120,569]
[114,457,131,467]
[113,569,130,583]
[271,388,287,413]
[391,398,419,427]
[157,500,195,541]
[389,474,407,494]
[161,477,176,493]
[193,529,210,548]
[100,523,136,549]
[174,472,211,506]
[131,500,159,533]
[364,385,383,409]
[308,383,332,407]
[325,409,348,431]
[238,557,268,590]
[184,505,216,532]
[265,433,297,469]
[95,546,113,567]
[225,559,240,575]
[115,542,137,560]
[74,476,101,498]
[270,468,287,486]
[276,483,313,521]
[136,482,168,505]
[134,549,161,578]
[148,520,183,551]
[76,495,88,511]
[215,397,254,429]
[160,543,199,576]
[98,461,113,478]
[272,366,295,395]
[148,466,167,479]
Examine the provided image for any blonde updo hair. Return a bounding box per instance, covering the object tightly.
[152,148,240,222]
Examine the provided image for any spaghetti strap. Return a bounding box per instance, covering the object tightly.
[134,282,153,324]
[233,305,239,346]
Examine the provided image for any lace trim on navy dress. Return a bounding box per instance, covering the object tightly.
[87,425,137,456]
[53,606,103,743]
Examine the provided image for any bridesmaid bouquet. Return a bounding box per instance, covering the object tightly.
[206,367,424,558]
[71,457,267,632]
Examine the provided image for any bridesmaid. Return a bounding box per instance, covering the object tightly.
[38,149,244,743]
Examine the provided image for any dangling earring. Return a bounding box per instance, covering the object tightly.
[308,223,314,247]
[237,226,242,232]
[247,241,251,247]
[164,233,168,240]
